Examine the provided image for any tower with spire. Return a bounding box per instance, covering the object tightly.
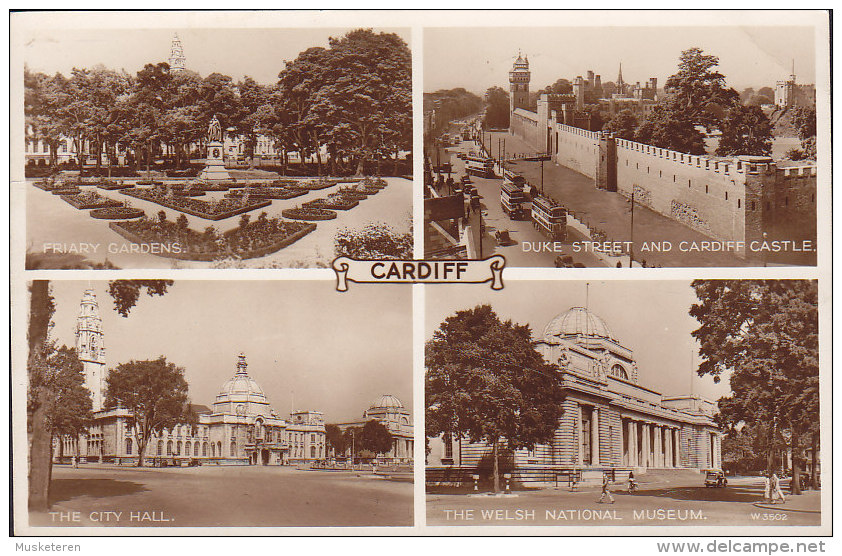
[616,63,626,96]
[76,289,107,412]
[169,33,186,72]
[509,51,531,114]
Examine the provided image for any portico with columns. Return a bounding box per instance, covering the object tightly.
[427,307,722,480]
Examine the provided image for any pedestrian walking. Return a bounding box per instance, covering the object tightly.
[598,472,615,504]
[771,472,786,504]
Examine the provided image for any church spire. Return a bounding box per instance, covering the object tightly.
[617,63,625,94]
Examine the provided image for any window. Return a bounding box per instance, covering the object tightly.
[166,440,173,455]
[610,364,628,380]
[738,199,741,208]
[705,185,708,194]
[125,438,133,455]
[444,435,453,459]
[581,407,592,465]
[202,442,208,456]
[725,192,728,200]
[230,442,237,457]
[176,441,182,455]
[217,441,222,456]
[211,443,215,457]
[157,440,163,456]
[194,443,199,456]
[310,446,316,458]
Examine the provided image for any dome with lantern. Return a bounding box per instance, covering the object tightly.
[212,353,273,417]
[542,307,615,342]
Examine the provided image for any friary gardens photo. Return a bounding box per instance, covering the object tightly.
[423,27,820,267]
[20,24,412,269]
[425,280,821,527]
[22,280,413,529]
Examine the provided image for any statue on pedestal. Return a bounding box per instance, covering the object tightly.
[208,115,223,143]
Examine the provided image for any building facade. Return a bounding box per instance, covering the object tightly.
[427,307,723,484]
[331,394,414,463]
[55,289,326,466]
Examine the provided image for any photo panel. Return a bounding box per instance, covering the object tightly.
[19,22,413,270]
[20,280,413,530]
[425,280,822,529]
[423,26,820,268]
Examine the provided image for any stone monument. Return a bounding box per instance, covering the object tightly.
[199,115,230,181]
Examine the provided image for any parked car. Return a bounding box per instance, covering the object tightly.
[704,470,728,488]
[495,230,516,246]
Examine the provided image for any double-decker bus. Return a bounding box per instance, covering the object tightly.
[501,179,527,220]
[531,194,567,240]
[465,160,494,178]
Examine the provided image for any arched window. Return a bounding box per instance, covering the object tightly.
[176,441,182,455]
[211,443,216,457]
[125,438,133,455]
[166,440,173,455]
[157,440,163,456]
[610,364,629,380]
[194,443,199,456]
[202,442,208,457]
[217,441,222,456]
[230,442,237,457]
[310,446,316,459]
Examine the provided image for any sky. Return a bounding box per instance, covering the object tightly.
[46,281,412,423]
[425,280,732,403]
[22,26,410,85]
[424,26,817,94]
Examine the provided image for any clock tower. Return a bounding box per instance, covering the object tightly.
[169,33,186,72]
[76,289,106,412]
[509,51,531,114]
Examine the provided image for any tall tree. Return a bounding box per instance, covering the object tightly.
[104,357,193,467]
[716,104,773,157]
[360,420,394,457]
[690,280,818,492]
[482,86,510,130]
[325,424,349,457]
[426,305,564,492]
[638,48,740,154]
[27,280,173,509]
[603,109,639,140]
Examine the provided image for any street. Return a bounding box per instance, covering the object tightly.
[427,472,821,527]
[478,131,758,268]
[30,463,413,527]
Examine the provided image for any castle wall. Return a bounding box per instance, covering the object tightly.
[554,124,599,179]
[510,108,541,150]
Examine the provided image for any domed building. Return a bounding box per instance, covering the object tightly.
[427,306,722,484]
[55,291,326,467]
[330,395,414,464]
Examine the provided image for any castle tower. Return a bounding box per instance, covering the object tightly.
[509,52,531,114]
[76,289,106,412]
[169,33,186,72]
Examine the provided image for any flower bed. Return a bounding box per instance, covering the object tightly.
[338,191,368,201]
[90,207,145,220]
[303,196,359,211]
[361,176,389,189]
[32,180,74,192]
[225,187,306,200]
[281,207,337,221]
[97,181,133,191]
[357,186,381,195]
[108,215,316,261]
[61,191,123,210]
[121,186,271,221]
[135,180,164,186]
[293,178,342,191]
[51,187,82,196]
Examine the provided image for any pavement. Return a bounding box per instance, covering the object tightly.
[427,472,821,527]
[29,463,413,528]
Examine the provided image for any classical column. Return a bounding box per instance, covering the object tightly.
[641,424,650,467]
[626,420,635,466]
[673,429,681,467]
[591,408,600,466]
[665,428,672,468]
[654,426,663,468]
[577,405,584,466]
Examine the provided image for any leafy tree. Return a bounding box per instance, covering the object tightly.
[791,107,817,160]
[690,280,818,492]
[426,305,565,492]
[639,48,740,154]
[325,424,348,456]
[104,357,193,467]
[27,280,172,509]
[334,222,413,259]
[24,68,68,169]
[716,105,773,156]
[482,86,510,129]
[603,109,639,140]
[360,419,394,456]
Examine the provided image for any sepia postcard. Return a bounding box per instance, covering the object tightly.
[8,8,832,546]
